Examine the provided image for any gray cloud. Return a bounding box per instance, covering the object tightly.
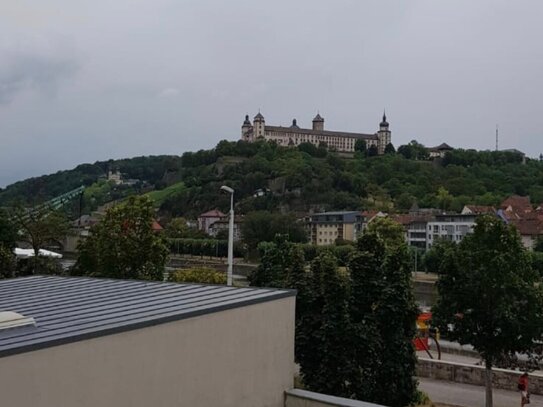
[0,46,78,104]
[1,0,543,187]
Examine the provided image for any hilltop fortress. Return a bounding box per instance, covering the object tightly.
[241,112,391,154]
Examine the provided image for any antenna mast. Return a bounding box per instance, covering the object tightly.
[495,125,499,151]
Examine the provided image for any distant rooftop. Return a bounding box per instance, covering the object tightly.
[0,276,294,358]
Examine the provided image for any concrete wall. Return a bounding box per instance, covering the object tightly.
[417,357,543,395]
[0,297,295,407]
[285,389,385,407]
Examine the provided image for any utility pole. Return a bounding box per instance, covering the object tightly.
[220,185,234,286]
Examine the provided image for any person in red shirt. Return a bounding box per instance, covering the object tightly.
[518,373,529,406]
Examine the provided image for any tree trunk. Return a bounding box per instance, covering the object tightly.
[485,359,493,407]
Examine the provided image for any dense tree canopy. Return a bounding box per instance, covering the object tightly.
[241,211,307,251]
[74,196,169,280]
[249,227,418,406]
[433,216,543,407]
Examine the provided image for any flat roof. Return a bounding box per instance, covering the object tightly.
[0,276,294,358]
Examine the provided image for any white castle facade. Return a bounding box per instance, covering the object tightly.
[241,112,391,154]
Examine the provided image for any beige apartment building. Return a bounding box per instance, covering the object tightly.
[309,211,363,245]
[241,112,392,154]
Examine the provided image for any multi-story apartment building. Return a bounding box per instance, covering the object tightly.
[308,211,363,246]
[426,214,477,249]
[406,217,432,249]
[241,112,392,154]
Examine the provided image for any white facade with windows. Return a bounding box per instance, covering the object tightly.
[426,214,476,249]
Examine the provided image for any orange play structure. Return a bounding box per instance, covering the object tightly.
[413,311,441,359]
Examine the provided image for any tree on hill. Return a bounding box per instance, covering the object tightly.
[11,206,69,274]
[432,216,543,407]
[298,142,327,158]
[384,142,396,154]
[367,145,379,157]
[354,139,367,154]
[74,196,169,280]
[398,140,429,160]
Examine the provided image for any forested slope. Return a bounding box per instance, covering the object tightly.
[1,139,539,219]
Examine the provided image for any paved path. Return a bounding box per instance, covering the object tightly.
[419,377,543,407]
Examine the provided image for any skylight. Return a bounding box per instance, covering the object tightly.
[0,311,36,331]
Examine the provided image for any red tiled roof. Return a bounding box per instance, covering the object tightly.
[389,214,413,226]
[501,195,531,211]
[199,209,225,218]
[151,220,163,231]
[464,205,496,215]
[510,219,543,236]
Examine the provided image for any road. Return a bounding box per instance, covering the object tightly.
[419,377,543,407]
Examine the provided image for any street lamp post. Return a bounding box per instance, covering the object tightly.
[220,185,234,286]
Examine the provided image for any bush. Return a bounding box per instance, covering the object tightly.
[169,267,226,284]
[166,238,246,258]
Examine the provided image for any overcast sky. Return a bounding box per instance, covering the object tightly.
[1,1,542,187]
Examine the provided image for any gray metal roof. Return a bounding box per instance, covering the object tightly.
[0,276,294,358]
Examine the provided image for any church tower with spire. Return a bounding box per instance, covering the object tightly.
[253,111,265,139]
[377,111,391,154]
[312,113,324,131]
[241,114,252,141]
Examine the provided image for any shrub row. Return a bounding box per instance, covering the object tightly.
[166,238,245,258]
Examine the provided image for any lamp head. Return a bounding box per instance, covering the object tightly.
[220,185,234,194]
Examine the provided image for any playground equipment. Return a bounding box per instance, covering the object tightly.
[414,311,441,359]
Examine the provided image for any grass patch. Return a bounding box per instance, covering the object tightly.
[145,182,185,206]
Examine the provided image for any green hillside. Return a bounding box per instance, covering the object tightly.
[145,182,186,206]
[1,139,540,220]
[0,155,182,207]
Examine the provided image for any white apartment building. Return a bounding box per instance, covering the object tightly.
[426,214,476,249]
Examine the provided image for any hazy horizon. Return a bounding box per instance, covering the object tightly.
[2,1,543,187]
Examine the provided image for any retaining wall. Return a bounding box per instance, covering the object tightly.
[417,357,543,395]
[284,389,384,407]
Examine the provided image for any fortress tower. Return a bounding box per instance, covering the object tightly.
[377,111,391,154]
